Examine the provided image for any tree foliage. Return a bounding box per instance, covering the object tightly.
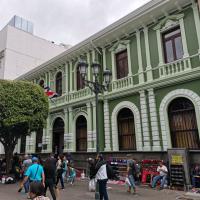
[0,80,49,172]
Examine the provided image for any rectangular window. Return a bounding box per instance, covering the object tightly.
[116,50,128,79]
[162,27,183,63]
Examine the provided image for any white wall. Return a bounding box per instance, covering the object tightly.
[1,25,66,80]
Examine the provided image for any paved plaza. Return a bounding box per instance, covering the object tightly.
[0,180,195,200]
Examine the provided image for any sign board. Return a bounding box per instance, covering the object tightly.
[171,154,183,165]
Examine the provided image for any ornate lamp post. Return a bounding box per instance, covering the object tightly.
[78,60,112,154]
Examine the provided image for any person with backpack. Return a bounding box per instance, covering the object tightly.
[55,155,65,190]
[95,154,109,200]
[127,159,137,194]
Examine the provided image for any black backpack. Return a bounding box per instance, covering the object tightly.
[106,164,118,180]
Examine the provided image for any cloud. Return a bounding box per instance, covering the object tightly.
[0,0,150,45]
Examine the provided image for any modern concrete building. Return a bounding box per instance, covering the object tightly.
[0,16,68,80]
[3,0,200,166]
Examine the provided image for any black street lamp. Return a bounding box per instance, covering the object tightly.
[78,60,112,154]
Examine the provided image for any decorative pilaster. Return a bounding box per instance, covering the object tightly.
[92,50,96,81]
[111,51,116,81]
[87,102,94,152]
[42,116,51,153]
[104,100,111,151]
[139,90,151,151]
[148,88,161,151]
[68,107,74,151]
[143,27,153,81]
[126,42,132,76]
[92,101,96,151]
[64,108,69,151]
[102,48,107,71]
[69,61,73,92]
[87,52,91,81]
[136,30,145,83]
[156,29,164,66]
[192,1,200,55]
[64,63,69,93]
[179,17,189,58]
[49,71,55,91]
[45,72,48,87]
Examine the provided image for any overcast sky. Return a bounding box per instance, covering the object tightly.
[0,0,150,46]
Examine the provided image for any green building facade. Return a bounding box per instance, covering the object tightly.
[16,0,200,159]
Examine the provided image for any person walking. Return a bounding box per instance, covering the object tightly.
[29,182,50,200]
[95,154,109,200]
[62,156,68,181]
[126,159,136,194]
[19,157,45,198]
[55,155,64,190]
[151,161,168,190]
[22,155,32,194]
[43,158,57,200]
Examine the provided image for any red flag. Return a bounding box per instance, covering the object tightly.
[44,86,58,98]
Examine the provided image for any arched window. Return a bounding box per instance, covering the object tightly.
[168,97,200,149]
[76,115,87,151]
[77,69,84,90]
[39,80,44,88]
[52,117,64,155]
[56,72,62,96]
[117,108,136,150]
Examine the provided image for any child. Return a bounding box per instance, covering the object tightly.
[68,166,76,185]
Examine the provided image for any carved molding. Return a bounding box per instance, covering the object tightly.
[109,40,130,53]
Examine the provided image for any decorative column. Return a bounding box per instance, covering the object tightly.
[192,1,200,55]
[111,51,116,81]
[143,27,153,81]
[92,50,96,81]
[64,63,69,94]
[148,88,161,151]
[42,116,51,153]
[64,108,69,151]
[139,90,151,151]
[87,102,94,152]
[156,29,164,66]
[49,71,55,91]
[68,107,74,151]
[102,48,107,71]
[179,17,189,58]
[92,101,97,152]
[87,52,91,81]
[69,61,73,92]
[126,42,132,76]
[45,72,48,87]
[104,99,111,151]
[136,30,145,83]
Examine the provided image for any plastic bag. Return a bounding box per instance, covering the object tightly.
[125,177,131,186]
[89,179,96,192]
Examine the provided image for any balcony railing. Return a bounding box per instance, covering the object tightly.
[158,56,191,77]
[68,87,92,101]
[111,76,133,90]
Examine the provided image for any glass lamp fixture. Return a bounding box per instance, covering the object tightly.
[78,60,88,79]
[91,62,101,76]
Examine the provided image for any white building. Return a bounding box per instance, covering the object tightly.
[0,16,68,80]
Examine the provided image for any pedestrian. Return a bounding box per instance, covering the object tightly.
[43,158,57,200]
[191,164,200,190]
[22,155,32,194]
[29,182,50,200]
[126,159,136,194]
[95,154,109,200]
[18,157,45,198]
[55,155,65,190]
[62,156,68,181]
[151,161,168,190]
[88,158,96,192]
[68,165,76,185]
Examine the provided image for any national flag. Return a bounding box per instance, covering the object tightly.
[44,86,58,99]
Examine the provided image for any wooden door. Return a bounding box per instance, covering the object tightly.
[118,108,136,150]
[76,116,87,151]
[116,50,128,79]
[168,97,200,149]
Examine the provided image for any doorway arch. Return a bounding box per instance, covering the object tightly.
[52,117,64,155]
[76,115,87,151]
[168,97,200,149]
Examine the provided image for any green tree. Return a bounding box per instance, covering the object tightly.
[0,80,49,173]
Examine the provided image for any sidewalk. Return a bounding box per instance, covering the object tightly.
[0,180,191,200]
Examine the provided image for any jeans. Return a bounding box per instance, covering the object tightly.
[45,178,56,200]
[128,175,136,188]
[56,174,64,189]
[24,179,30,193]
[152,175,167,188]
[98,179,109,200]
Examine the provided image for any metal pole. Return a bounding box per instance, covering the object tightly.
[95,89,99,154]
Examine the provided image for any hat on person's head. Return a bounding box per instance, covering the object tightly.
[32,157,38,162]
